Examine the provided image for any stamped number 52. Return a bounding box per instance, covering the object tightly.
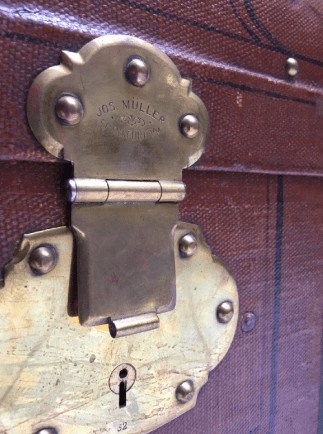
[117,422,127,432]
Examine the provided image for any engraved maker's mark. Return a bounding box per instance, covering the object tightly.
[96,97,165,141]
[96,102,116,116]
[121,98,165,123]
[120,115,145,127]
[112,126,161,140]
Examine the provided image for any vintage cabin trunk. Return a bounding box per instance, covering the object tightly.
[0,1,322,433]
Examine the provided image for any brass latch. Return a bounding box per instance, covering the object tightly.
[27,35,208,333]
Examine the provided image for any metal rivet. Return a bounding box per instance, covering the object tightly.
[125,57,150,87]
[179,233,197,257]
[55,94,84,125]
[285,57,299,77]
[241,312,256,333]
[176,380,195,404]
[217,301,234,324]
[29,245,58,275]
[34,428,58,434]
[180,114,199,138]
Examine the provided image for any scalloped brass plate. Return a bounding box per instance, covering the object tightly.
[0,223,238,434]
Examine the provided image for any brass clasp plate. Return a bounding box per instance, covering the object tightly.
[0,223,238,434]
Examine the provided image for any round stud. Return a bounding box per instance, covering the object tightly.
[180,114,199,138]
[34,428,58,434]
[216,301,234,324]
[125,57,150,87]
[29,245,58,275]
[241,312,256,333]
[55,94,84,125]
[285,57,299,77]
[176,380,195,404]
[179,233,197,258]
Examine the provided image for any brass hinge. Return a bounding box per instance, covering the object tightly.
[27,34,209,331]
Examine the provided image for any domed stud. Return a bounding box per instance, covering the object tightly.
[28,245,58,275]
[180,114,199,138]
[216,301,234,324]
[55,94,84,125]
[178,233,198,258]
[125,57,150,87]
[285,57,299,77]
[176,380,195,404]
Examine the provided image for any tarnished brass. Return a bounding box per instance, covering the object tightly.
[27,36,207,176]
[27,35,209,327]
[0,223,238,434]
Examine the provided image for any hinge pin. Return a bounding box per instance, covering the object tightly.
[67,179,186,203]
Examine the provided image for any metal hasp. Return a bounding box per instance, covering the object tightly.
[0,224,238,434]
[27,35,208,328]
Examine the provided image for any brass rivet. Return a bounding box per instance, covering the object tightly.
[125,57,150,87]
[179,233,197,257]
[217,301,234,324]
[180,114,199,138]
[285,57,299,77]
[55,94,84,125]
[34,428,58,434]
[176,380,195,404]
[29,245,57,275]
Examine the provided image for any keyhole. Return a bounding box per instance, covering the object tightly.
[109,363,136,409]
[119,368,128,379]
[119,368,128,408]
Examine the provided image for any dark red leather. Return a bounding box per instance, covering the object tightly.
[0,1,322,433]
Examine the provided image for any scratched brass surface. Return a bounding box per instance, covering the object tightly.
[0,223,238,434]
